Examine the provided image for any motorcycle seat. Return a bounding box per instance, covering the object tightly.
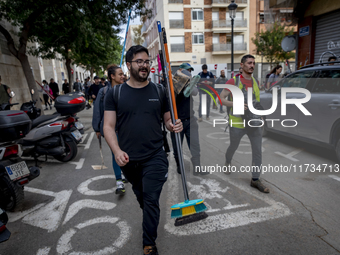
[32,114,61,128]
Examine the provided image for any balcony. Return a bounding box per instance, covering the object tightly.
[169,0,183,3]
[212,0,247,8]
[141,23,147,35]
[212,42,247,54]
[142,40,148,48]
[169,20,184,29]
[171,43,185,52]
[212,19,247,33]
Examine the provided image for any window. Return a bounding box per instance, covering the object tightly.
[192,9,204,21]
[213,35,219,44]
[212,11,219,21]
[169,12,184,20]
[227,34,244,44]
[259,13,264,23]
[312,70,340,93]
[192,33,204,44]
[281,71,315,88]
[235,11,243,20]
[170,36,185,52]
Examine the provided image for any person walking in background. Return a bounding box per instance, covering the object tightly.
[198,64,215,121]
[88,76,102,102]
[100,77,106,87]
[328,56,337,65]
[220,54,269,194]
[73,78,82,92]
[49,78,59,101]
[0,75,12,106]
[215,70,228,113]
[62,79,70,94]
[84,77,92,109]
[41,80,52,110]
[266,65,282,89]
[92,64,127,195]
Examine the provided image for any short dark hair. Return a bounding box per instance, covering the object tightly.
[328,56,337,62]
[107,64,122,82]
[126,45,149,63]
[241,54,255,64]
[202,64,208,70]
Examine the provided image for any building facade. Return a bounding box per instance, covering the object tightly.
[142,0,250,80]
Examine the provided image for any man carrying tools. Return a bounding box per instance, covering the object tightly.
[219,54,270,193]
[104,45,182,255]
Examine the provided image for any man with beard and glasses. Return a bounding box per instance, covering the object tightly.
[103,45,183,255]
[220,54,269,193]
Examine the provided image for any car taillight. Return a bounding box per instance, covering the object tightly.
[68,97,85,104]
[3,145,19,158]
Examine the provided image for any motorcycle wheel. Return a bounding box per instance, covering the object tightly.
[0,176,24,211]
[53,139,78,162]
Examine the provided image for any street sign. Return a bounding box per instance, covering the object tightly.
[214,64,217,70]
[299,26,309,37]
[150,67,156,73]
[71,69,74,74]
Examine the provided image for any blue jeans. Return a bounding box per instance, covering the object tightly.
[111,151,122,180]
[226,127,262,179]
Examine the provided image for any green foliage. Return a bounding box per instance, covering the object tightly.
[251,22,296,68]
[132,24,144,46]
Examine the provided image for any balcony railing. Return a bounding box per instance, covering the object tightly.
[141,23,147,34]
[171,43,185,52]
[213,19,247,28]
[212,0,247,4]
[169,0,183,3]
[169,20,184,29]
[213,43,247,52]
[142,40,148,48]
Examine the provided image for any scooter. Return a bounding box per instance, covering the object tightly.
[20,99,41,120]
[0,208,10,243]
[0,110,40,212]
[19,114,81,163]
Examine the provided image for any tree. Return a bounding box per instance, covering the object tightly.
[0,0,146,106]
[251,22,295,68]
[132,24,144,45]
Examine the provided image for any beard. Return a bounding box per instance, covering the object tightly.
[130,66,150,82]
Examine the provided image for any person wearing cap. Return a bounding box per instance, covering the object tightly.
[198,64,216,121]
[88,76,103,101]
[170,63,207,175]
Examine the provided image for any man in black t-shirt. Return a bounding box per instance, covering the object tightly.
[49,78,59,100]
[104,45,182,255]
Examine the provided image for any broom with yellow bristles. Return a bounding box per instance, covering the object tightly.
[157,21,208,226]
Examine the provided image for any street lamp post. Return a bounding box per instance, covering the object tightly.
[228,0,238,77]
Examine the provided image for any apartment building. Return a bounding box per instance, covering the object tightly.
[142,0,250,79]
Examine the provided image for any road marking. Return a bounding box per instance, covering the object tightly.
[36,247,51,255]
[56,217,131,255]
[77,175,116,196]
[8,203,46,222]
[79,133,88,144]
[329,175,340,182]
[69,158,85,169]
[63,199,116,225]
[206,132,228,140]
[22,187,72,232]
[164,164,292,236]
[275,149,302,162]
[78,131,95,149]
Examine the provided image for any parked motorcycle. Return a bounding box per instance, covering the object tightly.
[19,93,86,163]
[0,110,40,211]
[0,208,10,243]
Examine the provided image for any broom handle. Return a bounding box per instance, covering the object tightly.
[157,22,190,202]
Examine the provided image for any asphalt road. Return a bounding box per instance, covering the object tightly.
[1,101,340,255]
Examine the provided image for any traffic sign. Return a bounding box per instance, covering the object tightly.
[214,64,217,70]
[71,69,74,74]
[150,67,156,73]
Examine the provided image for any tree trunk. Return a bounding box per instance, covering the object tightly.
[18,53,43,110]
[90,67,94,81]
[0,24,43,112]
[65,57,72,93]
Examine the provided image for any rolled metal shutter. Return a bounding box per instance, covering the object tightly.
[314,9,340,63]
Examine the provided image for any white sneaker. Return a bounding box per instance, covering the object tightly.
[121,173,128,183]
[115,180,125,195]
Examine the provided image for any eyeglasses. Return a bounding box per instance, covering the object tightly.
[129,59,152,67]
